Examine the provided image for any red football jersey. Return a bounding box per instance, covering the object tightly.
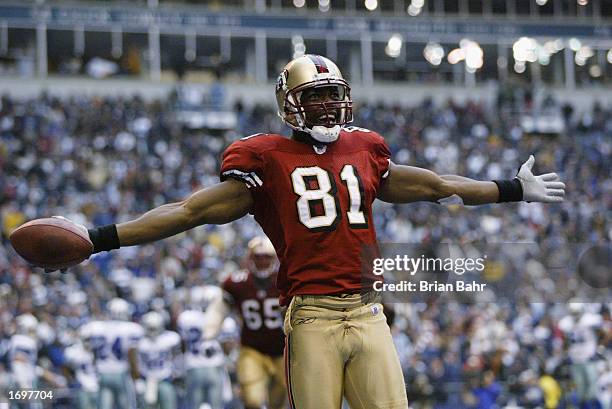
[222,271,284,356]
[220,127,390,305]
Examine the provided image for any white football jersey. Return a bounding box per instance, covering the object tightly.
[177,310,224,368]
[559,313,601,364]
[80,320,144,374]
[137,331,181,380]
[8,334,38,388]
[64,342,98,393]
[189,285,223,310]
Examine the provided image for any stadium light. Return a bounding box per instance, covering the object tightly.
[568,38,581,52]
[365,0,378,11]
[423,42,444,66]
[535,0,548,4]
[607,49,612,64]
[407,4,422,16]
[543,41,557,54]
[293,0,305,7]
[292,36,306,59]
[589,65,602,77]
[577,0,588,5]
[514,61,526,73]
[537,44,552,65]
[318,0,330,12]
[513,37,538,63]
[538,53,550,66]
[459,39,483,70]
[575,46,594,66]
[385,34,403,58]
[447,48,465,64]
[465,46,483,70]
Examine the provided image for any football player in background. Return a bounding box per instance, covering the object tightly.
[6,314,64,409]
[136,311,181,409]
[205,236,286,409]
[62,331,99,409]
[57,54,564,408]
[8,314,40,393]
[79,298,143,409]
[559,302,604,409]
[177,286,230,409]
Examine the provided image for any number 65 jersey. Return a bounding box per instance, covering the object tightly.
[222,271,284,357]
[220,128,390,306]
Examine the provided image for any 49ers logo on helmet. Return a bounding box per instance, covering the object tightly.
[276,69,289,93]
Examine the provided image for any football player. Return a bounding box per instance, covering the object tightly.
[79,298,143,409]
[136,311,181,409]
[8,314,40,391]
[63,332,99,409]
[64,54,564,409]
[177,286,230,409]
[6,314,64,409]
[205,236,286,409]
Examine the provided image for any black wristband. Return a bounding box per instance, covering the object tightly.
[88,224,120,254]
[493,178,523,203]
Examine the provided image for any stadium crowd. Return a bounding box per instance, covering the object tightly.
[0,88,610,409]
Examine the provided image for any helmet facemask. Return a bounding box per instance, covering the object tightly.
[248,253,279,279]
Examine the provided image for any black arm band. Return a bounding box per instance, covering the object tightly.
[88,224,120,254]
[493,178,523,203]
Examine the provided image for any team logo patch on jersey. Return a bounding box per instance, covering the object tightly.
[371,305,380,316]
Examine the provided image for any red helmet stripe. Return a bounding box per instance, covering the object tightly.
[308,54,329,74]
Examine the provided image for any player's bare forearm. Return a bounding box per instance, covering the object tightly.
[377,162,498,205]
[439,175,499,205]
[117,179,253,246]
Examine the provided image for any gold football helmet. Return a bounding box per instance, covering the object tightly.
[275,54,353,143]
[247,236,278,278]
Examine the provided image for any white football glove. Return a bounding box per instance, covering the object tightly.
[516,155,566,203]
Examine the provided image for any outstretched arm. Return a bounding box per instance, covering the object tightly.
[378,156,565,205]
[377,163,498,205]
[115,179,252,247]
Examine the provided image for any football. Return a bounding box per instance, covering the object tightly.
[9,217,93,270]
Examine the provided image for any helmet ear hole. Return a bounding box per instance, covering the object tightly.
[283,96,305,129]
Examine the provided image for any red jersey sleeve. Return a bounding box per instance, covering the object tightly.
[220,140,264,190]
[221,277,235,306]
[221,276,233,295]
[370,131,392,184]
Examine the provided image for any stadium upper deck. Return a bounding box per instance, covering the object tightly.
[0,0,610,88]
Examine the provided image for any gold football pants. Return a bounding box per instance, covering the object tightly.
[283,293,408,409]
[237,346,287,409]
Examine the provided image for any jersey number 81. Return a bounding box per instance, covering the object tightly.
[291,165,367,231]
